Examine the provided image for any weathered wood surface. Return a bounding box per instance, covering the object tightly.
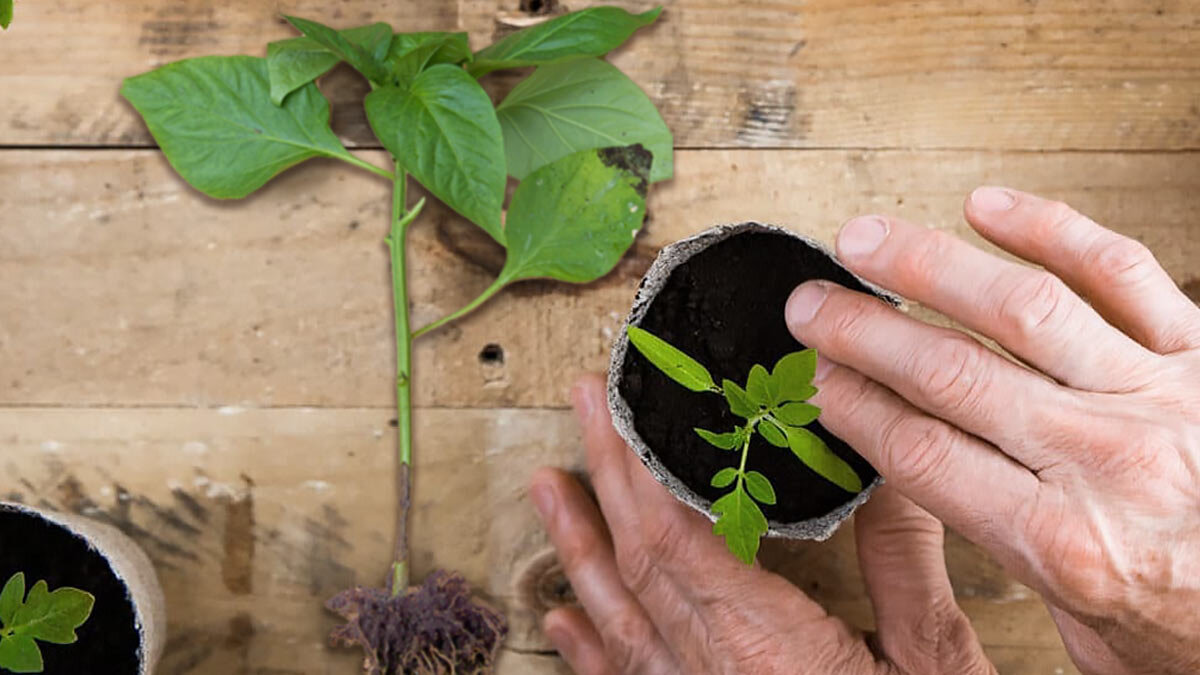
[0,408,1076,674]
[3,149,1197,408]
[1,1,1198,150]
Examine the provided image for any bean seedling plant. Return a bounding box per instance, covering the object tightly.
[121,6,671,673]
[0,573,95,674]
[626,326,862,564]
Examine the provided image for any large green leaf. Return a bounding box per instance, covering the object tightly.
[0,635,41,673]
[626,325,715,393]
[712,485,768,565]
[468,6,662,77]
[501,145,649,281]
[497,59,673,182]
[785,426,863,493]
[386,32,471,85]
[121,56,354,199]
[1,0,12,30]
[10,583,93,645]
[773,350,819,403]
[283,16,389,85]
[365,65,506,242]
[266,22,392,105]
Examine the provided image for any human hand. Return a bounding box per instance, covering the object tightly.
[783,187,1200,675]
[528,374,996,675]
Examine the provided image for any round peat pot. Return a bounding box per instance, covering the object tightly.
[0,503,166,674]
[608,222,895,540]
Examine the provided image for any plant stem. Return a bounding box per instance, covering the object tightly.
[386,161,420,596]
[339,153,395,181]
[411,275,510,339]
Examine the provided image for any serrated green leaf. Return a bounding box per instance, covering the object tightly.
[744,471,777,505]
[723,380,757,418]
[694,427,742,450]
[0,573,24,627]
[0,635,42,673]
[9,583,93,646]
[497,58,673,183]
[1,0,12,30]
[785,426,863,493]
[774,402,821,427]
[386,32,471,85]
[626,326,716,393]
[757,418,788,448]
[284,16,389,85]
[266,22,392,105]
[121,56,354,199]
[745,364,771,406]
[710,468,738,488]
[365,65,506,243]
[500,146,649,283]
[711,485,768,565]
[773,350,819,402]
[468,6,662,77]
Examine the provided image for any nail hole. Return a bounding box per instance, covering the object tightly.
[479,343,505,366]
[519,0,558,14]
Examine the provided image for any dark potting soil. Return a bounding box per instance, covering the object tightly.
[0,509,141,674]
[620,229,881,524]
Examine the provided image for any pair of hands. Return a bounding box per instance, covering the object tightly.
[529,187,1200,674]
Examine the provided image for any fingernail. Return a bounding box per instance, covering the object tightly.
[970,186,1016,211]
[813,356,835,383]
[786,282,829,327]
[530,482,556,523]
[838,216,889,258]
[570,381,599,423]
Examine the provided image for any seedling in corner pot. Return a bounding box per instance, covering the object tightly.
[0,572,94,674]
[626,326,861,564]
[120,5,670,672]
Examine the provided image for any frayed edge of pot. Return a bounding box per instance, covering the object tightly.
[607,221,899,542]
[0,502,167,674]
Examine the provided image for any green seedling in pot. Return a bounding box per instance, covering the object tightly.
[626,326,862,564]
[0,572,94,674]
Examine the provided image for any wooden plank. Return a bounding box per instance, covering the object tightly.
[0,407,1075,673]
[3,148,1198,408]
[1,1,1198,150]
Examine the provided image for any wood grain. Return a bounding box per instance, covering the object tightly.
[0,0,1197,150]
[3,148,1197,408]
[0,406,1078,674]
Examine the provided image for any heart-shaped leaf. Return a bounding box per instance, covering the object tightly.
[497,58,673,182]
[467,6,662,77]
[785,426,863,493]
[627,326,715,393]
[266,22,392,105]
[365,65,506,242]
[121,56,354,199]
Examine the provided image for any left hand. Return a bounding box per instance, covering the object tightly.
[528,374,996,675]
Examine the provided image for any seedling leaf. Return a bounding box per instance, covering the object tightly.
[120,56,354,199]
[695,428,743,450]
[757,417,788,448]
[497,58,673,182]
[785,426,863,493]
[626,326,716,393]
[710,468,738,488]
[501,146,649,283]
[744,471,777,505]
[468,7,662,77]
[0,635,41,673]
[266,22,392,105]
[774,402,820,427]
[722,380,757,418]
[773,350,819,402]
[0,574,24,627]
[711,486,768,565]
[283,16,390,84]
[0,575,94,673]
[745,364,771,406]
[365,66,506,243]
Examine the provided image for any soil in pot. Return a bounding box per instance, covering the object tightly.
[0,510,141,674]
[619,230,880,524]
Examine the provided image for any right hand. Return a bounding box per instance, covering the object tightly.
[783,187,1200,675]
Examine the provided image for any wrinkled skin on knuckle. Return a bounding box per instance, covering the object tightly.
[599,611,659,674]
[878,416,957,497]
[886,599,996,675]
[996,270,1071,342]
[1087,234,1158,291]
[895,229,955,294]
[909,336,991,419]
[822,297,877,356]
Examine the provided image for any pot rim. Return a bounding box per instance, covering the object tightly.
[607,221,896,541]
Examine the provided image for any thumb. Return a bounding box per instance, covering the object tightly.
[855,485,994,675]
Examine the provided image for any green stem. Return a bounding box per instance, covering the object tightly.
[386,162,422,596]
[339,153,395,181]
[411,275,510,339]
